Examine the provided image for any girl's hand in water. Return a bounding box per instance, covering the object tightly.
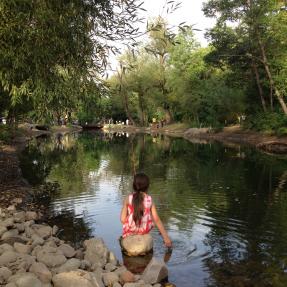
[164,237,172,248]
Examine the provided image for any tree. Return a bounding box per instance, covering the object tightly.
[0,0,142,123]
[203,0,287,114]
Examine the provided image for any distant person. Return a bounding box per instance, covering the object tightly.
[120,173,172,256]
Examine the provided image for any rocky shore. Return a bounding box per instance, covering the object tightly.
[0,205,168,287]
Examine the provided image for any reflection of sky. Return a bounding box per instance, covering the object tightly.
[41,133,287,287]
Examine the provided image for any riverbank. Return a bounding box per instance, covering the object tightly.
[0,205,167,287]
[184,125,287,154]
[104,123,287,154]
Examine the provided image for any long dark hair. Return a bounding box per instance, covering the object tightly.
[132,173,150,226]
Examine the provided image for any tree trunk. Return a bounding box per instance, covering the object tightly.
[138,91,146,126]
[122,91,135,126]
[257,35,287,114]
[251,61,267,112]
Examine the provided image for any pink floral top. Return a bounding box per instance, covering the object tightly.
[122,193,154,238]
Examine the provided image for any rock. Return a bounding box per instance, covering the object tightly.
[108,251,118,265]
[114,266,127,275]
[14,211,26,223]
[80,260,91,270]
[43,240,57,248]
[36,247,67,268]
[0,243,14,252]
[8,272,42,287]
[0,251,17,266]
[15,223,25,232]
[123,283,149,287]
[52,270,104,287]
[25,212,38,221]
[0,266,12,284]
[75,249,84,260]
[7,205,16,212]
[84,238,109,267]
[104,263,117,272]
[56,258,81,273]
[29,262,52,283]
[112,282,122,287]
[1,218,14,228]
[52,225,59,236]
[32,237,45,248]
[1,228,19,240]
[31,224,52,239]
[153,284,161,287]
[119,270,135,284]
[58,244,76,258]
[24,220,35,227]
[121,234,153,256]
[14,242,32,254]
[141,258,168,284]
[0,226,7,237]
[102,272,119,286]
[13,254,36,272]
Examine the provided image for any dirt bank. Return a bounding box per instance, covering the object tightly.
[184,126,287,154]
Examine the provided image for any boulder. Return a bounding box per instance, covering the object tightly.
[104,263,117,272]
[52,270,104,287]
[14,211,26,223]
[102,272,119,286]
[56,258,81,273]
[0,251,17,266]
[14,242,32,254]
[0,243,14,252]
[36,247,67,268]
[31,224,52,239]
[25,212,38,221]
[0,266,12,284]
[1,218,14,228]
[7,272,42,287]
[119,270,135,284]
[1,229,19,240]
[84,238,108,267]
[121,234,153,256]
[58,244,76,258]
[29,262,52,283]
[141,258,168,284]
[108,251,118,265]
[0,226,7,237]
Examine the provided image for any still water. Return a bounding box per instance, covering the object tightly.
[20,132,287,287]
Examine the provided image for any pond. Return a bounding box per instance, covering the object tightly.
[20,131,287,287]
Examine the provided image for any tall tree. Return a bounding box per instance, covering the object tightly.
[0,0,142,122]
[203,0,287,114]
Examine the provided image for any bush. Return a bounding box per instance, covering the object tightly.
[0,125,13,143]
[244,112,287,135]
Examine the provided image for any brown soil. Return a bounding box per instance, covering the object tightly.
[185,125,287,154]
[0,144,31,208]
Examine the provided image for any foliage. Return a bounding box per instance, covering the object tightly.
[244,112,287,135]
[0,0,142,122]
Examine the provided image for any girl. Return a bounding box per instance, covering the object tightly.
[120,173,172,250]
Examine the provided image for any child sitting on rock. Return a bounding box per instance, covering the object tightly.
[120,173,172,256]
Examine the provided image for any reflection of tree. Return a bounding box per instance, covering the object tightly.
[20,131,287,287]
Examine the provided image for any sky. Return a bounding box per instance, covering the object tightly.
[108,0,216,73]
[139,0,216,46]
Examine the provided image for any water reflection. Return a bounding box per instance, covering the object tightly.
[20,132,287,287]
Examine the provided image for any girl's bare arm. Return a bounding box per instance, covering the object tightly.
[151,204,172,247]
[120,196,129,223]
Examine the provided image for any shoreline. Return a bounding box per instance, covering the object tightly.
[104,124,287,154]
